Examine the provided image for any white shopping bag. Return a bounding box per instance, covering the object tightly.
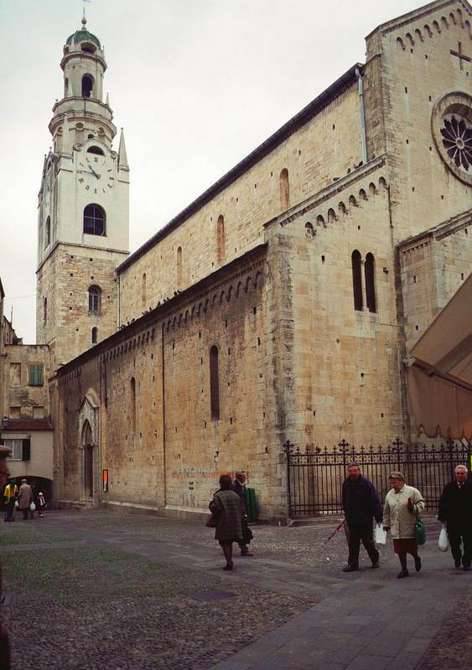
[438,526,449,552]
[375,524,387,545]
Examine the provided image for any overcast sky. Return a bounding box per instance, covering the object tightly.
[0,0,428,343]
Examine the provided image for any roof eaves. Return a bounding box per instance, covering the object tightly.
[366,0,471,39]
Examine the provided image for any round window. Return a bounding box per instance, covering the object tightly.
[432,91,472,186]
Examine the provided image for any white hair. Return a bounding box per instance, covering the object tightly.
[455,464,468,472]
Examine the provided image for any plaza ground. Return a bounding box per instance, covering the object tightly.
[0,509,470,669]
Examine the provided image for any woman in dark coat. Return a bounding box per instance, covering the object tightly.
[209,474,243,571]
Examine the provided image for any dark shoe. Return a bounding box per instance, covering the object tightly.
[397,569,409,579]
[342,565,359,572]
[223,561,234,571]
[414,556,422,572]
[455,559,462,569]
[371,561,380,569]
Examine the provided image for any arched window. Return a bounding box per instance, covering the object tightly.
[91,327,98,344]
[217,215,225,263]
[176,246,183,287]
[81,74,94,98]
[44,216,51,248]
[365,253,377,313]
[83,204,106,236]
[280,168,290,210]
[351,250,363,311]
[130,377,136,433]
[209,346,220,420]
[142,273,147,307]
[43,297,48,325]
[87,145,104,156]
[88,285,102,314]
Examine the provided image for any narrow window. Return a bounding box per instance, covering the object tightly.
[83,204,106,236]
[351,250,363,311]
[43,297,48,325]
[91,327,98,344]
[142,273,147,307]
[44,216,51,248]
[28,365,44,386]
[64,77,69,97]
[130,377,136,432]
[177,246,183,287]
[280,168,290,210]
[81,74,94,98]
[217,215,225,263]
[209,345,220,420]
[88,285,102,314]
[365,253,377,313]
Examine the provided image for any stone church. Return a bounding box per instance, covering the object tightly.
[3,0,471,520]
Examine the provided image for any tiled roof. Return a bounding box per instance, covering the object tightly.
[1,418,53,432]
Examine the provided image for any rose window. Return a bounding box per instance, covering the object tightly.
[440,115,472,172]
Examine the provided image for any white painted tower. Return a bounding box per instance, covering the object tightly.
[36,17,129,367]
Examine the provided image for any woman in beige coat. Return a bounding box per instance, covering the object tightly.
[383,471,425,578]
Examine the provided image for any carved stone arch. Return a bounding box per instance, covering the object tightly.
[368,182,377,196]
[219,290,225,304]
[465,19,472,38]
[338,201,347,215]
[191,305,196,318]
[349,195,358,208]
[405,32,415,46]
[245,276,252,292]
[78,389,99,501]
[327,208,336,223]
[305,222,316,239]
[449,12,456,25]
[236,281,243,297]
[227,285,233,302]
[359,188,368,201]
[379,176,387,190]
[433,20,441,33]
[212,293,218,306]
[441,16,449,29]
[255,271,263,288]
[456,8,464,28]
[178,313,183,326]
[415,28,424,42]
[204,298,209,311]
[396,36,406,50]
[316,214,325,227]
[424,24,433,38]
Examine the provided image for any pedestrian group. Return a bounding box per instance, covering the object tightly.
[208,464,472,576]
[341,462,472,577]
[2,478,47,522]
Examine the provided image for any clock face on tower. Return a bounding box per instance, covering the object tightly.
[77,152,115,194]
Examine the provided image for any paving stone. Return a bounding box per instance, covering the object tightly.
[345,654,393,670]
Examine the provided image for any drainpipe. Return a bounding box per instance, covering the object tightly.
[355,67,368,164]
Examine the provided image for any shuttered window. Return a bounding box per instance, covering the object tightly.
[29,365,44,386]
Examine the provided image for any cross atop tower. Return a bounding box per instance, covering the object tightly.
[82,0,91,27]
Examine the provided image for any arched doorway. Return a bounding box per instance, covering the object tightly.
[81,420,94,499]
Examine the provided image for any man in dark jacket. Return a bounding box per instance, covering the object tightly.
[233,472,253,556]
[438,464,472,570]
[342,463,382,572]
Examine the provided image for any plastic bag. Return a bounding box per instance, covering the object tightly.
[438,526,449,552]
[375,524,387,545]
[30,502,36,512]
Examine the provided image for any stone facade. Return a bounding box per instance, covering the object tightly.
[40,0,472,518]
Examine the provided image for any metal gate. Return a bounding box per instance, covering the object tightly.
[284,438,472,518]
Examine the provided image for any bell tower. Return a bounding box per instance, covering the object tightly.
[36,17,129,367]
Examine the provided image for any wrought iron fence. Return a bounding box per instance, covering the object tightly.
[284,438,472,518]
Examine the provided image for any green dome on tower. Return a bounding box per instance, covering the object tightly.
[66,17,101,48]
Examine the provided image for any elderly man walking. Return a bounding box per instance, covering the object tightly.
[438,465,472,570]
[17,479,33,520]
[342,463,383,572]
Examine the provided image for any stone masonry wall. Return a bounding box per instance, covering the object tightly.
[118,84,364,325]
[37,243,126,366]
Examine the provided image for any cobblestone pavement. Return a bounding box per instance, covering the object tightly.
[0,510,469,669]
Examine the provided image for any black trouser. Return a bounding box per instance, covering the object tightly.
[3,501,15,522]
[347,523,379,567]
[447,524,472,567]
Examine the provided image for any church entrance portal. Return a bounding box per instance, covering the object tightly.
[81,421,95,499]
